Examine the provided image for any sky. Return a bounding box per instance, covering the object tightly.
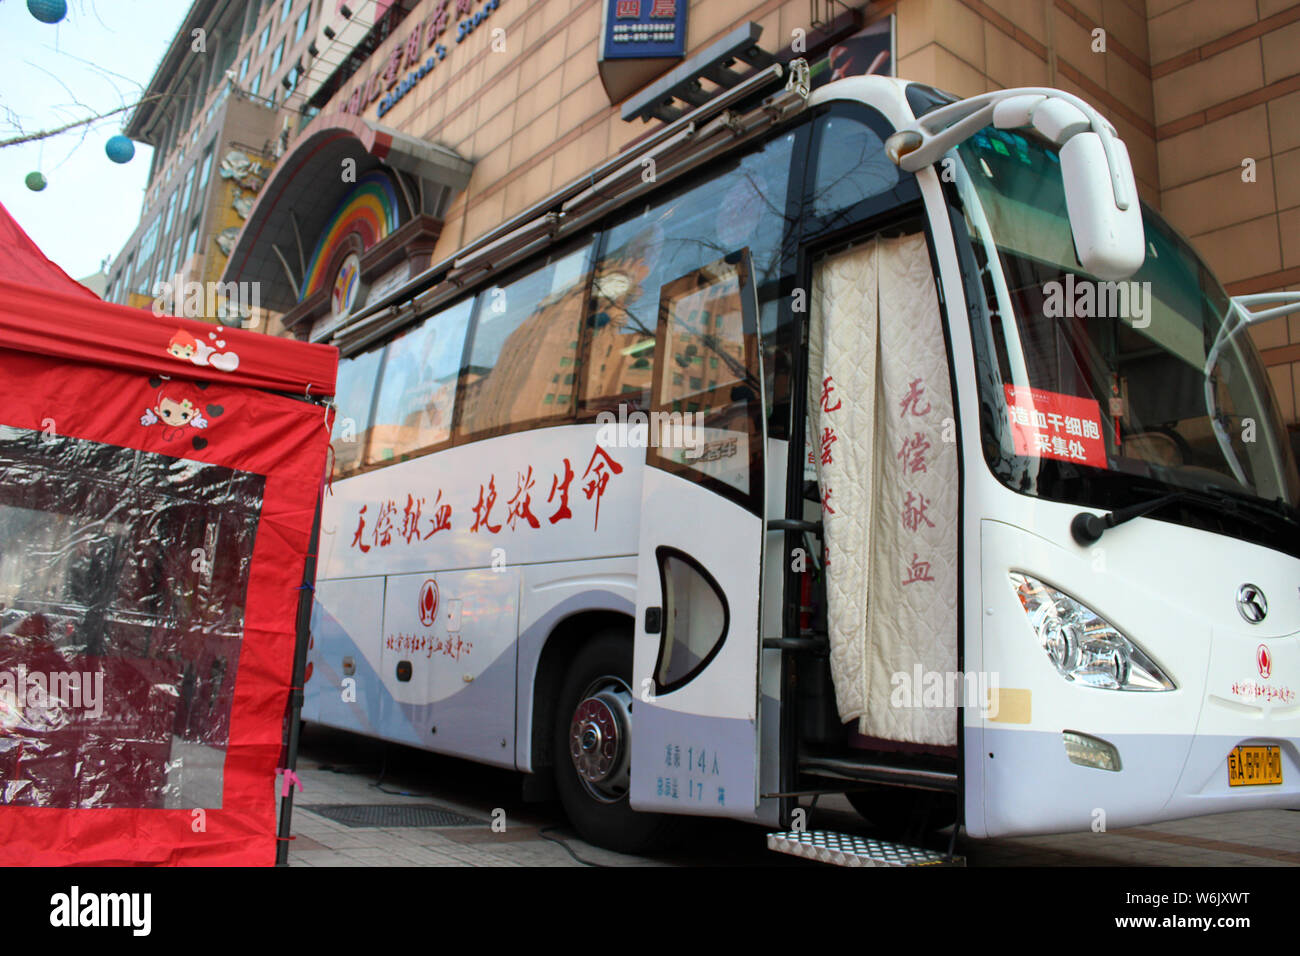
[0,0,192,280]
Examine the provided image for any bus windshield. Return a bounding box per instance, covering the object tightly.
[953,125,1300,544]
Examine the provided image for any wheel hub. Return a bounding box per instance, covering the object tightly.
[568,682,631,801]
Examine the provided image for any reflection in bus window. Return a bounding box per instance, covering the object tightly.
[582,130,798,423]
[456,243,593,440]
[367,297,473,465]
[331,347,383,479]
[811,113,900,221]
[650,252,763,510]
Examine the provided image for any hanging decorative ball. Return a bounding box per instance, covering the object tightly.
[105,135,135,164]
[25,171,48,192]
[26,0,68,24]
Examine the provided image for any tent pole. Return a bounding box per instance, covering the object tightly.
[275,488,323,866]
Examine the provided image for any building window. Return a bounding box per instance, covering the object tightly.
[259,25,270,52]
[196,147,213,193]
[270,39,284,75]
[250,69,262,97]
[163,190,178,238]
[168,234,184,281]
[179,163,196,218]
[239,55,250,82]
[280,0,293,24]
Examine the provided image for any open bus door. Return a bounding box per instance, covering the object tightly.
[628,250,767,818]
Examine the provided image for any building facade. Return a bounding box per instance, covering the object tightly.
[105,0,329,331]
[104,0,1299,440]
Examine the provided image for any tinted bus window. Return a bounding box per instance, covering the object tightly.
[810,111,903,225]
[331,347,383,479]
[582,129,799,427]
[366,297,473,466]
[456,243,593,440]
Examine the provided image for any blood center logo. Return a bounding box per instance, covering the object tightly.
[418,579,439,627]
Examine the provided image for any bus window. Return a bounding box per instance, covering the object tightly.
[581,129,799,424]
[455,242,593,441]
[654,548,728,693]
[366,297,473,465]
[331,347,383,479]
[648,251,764,514]
[809,109,902,225]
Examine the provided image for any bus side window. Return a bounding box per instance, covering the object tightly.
[455,242,593,442]
[809,111,901,224]
[648,251,764,514]
[366,296,473,466]
[580,128,799,426]
[331,346,384,479]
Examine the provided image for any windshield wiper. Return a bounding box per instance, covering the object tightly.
[1070,492,1185,545]
[1070,484,1300,545]
[1196,484,1300,533]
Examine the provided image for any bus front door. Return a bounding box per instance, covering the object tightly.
[629,251,766,819]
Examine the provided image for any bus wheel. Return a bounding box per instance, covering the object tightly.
[553,632,672,854]
[846,786,957,837]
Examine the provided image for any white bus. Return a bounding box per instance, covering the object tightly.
[304,64,1300,862]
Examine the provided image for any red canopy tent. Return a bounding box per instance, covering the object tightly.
[0,202,337,864]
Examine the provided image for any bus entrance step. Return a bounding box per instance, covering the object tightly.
[765,830,964,867]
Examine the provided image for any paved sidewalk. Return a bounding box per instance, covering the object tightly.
[284,760,667,868]
[281,725,1300,867]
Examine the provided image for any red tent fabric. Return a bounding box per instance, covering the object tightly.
[0,204,99,301]
[0,202,337,865]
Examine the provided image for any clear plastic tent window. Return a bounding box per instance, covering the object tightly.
[0,424,264,809]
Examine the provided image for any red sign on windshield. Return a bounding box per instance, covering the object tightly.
[1003,385,1108,469]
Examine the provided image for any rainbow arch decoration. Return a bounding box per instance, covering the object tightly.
[300,170,402,301]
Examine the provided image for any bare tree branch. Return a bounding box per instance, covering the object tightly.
[0,95,163,150]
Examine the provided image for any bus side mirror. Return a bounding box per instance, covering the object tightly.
[1059,132,1145,280]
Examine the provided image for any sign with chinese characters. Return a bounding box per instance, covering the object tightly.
[346,442,625,557]
[601,0,686,60]
[1003,384,1108,469]
[339,0,504,119]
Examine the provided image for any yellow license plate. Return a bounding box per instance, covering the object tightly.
[1227,745,1282,787]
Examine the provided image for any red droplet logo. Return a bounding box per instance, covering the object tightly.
[419,579,439,627]
[1257,643,1272,679]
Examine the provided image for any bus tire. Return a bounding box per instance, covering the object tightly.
[553,630,674,854]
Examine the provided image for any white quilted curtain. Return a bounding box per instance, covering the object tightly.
[807,234,958,746]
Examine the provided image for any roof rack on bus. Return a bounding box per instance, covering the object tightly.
[333,57,810,357]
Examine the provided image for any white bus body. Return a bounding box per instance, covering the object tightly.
[305,72,1300,853]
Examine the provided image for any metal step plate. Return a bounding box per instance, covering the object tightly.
[766,830,964,867]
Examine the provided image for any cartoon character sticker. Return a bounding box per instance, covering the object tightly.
[167,328,240,372]
[139,378,225,449]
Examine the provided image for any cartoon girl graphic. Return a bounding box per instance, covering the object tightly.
[167,330,198,361]
[166,328,240,371]
[140,381,210,442]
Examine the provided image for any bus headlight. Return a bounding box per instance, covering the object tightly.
[1009,573,1175,691]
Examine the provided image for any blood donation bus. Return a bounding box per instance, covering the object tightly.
[302,60,1300,864]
